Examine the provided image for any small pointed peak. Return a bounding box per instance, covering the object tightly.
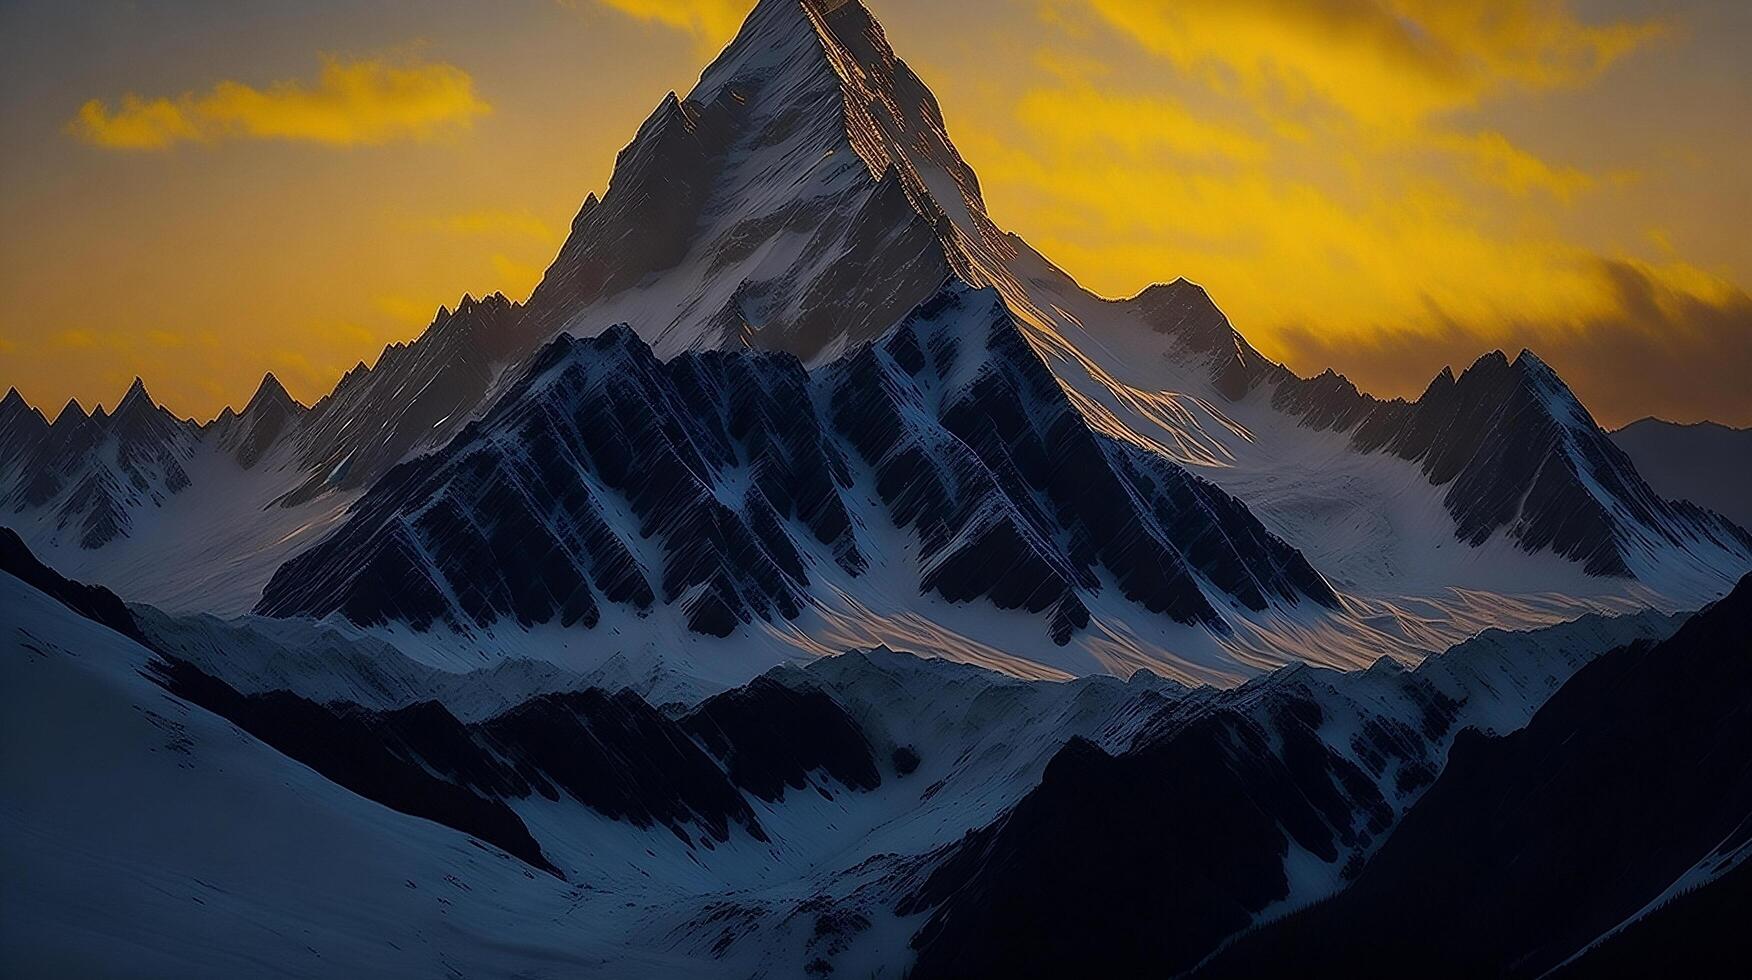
[599,322,644,348]
[119,375,152,407]
[54,397,88,425]
[1420,365,1458,400]
[91,404,109,422]
[1,386,24,409]
[1136,276,1204,298]
[1465,349,1512,374]
[458,292,478,309]
[1511,348,1556,376]
[243,371,298,414]
[570,193,602,234]
[1365,655,1406,676]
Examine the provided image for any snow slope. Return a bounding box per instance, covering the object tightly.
[0,563,672,978]
[0,531,1704,977]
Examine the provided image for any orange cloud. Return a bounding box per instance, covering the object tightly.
[1274,259,1752,427]
[1016,86,1267,164]
[584,0,747,47]
[68,56,489,150]
[1085,0,1665,128]
[1436,130,1597,200]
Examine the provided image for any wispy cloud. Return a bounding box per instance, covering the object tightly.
[576,0,747,48]
[68,55,489,150]
[1084,0,1666,128]
[1434,130,1599,200]
[1016,85,1267,165]
[1274,258,1752,427]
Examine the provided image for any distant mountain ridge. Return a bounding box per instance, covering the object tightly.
[0,379,197,549]
[1610,417,1752,529]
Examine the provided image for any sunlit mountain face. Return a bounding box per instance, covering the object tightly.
[3,2,1750,976]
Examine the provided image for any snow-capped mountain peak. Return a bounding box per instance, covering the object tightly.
[2,0,1746,655]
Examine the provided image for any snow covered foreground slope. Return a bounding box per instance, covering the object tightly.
[1,529,1705,977]
[0,545,600,978]
[2,0,1748,672]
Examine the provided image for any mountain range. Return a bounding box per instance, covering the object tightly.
[2,0,1749,975]
[5,0,1746,687]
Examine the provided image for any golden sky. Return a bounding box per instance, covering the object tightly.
[2,0,1748,426]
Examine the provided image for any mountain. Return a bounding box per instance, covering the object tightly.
[280,292,528,504]
[898,602,1689,978]
[208,372,305,469]
[0,296,521,615]
[2,528,1699,977]
[251,0,1750,630]
[0,533,605,978]
[1611,417,1752,529]
[0,387,49,464]
[5,2,1749,974]
[3,0,1748,661]
[0,378,198,549]
[1025,271,1752,600]
[255,284,1339,679]
[1198,573,1752,978]
[1274,348,1752,578]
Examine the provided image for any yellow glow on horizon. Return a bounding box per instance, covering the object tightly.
[3,0,1747,429]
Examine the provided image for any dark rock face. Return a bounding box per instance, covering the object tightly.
[129,640,938,877]
[145,656,891,870]
[149,657,563,877]
[518,93,740,343]
[1554,856,1752,978]
[257,322,863,636]
[282,293,529,503]
[901,670,1454,979]
[0,387,49,468]
[1131,278,1285,401]
[257,284,1336,643]
[209,372,305,469]
[478,689,768,845]
[681,676,881,802]
[1266,348,1752,577]
[831,287,1337,630]
[0,379,197,549]
[897,607,1688,979]
[1198,575,1752,979]
[1347,352,1688,574]
[0,525,145,642]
